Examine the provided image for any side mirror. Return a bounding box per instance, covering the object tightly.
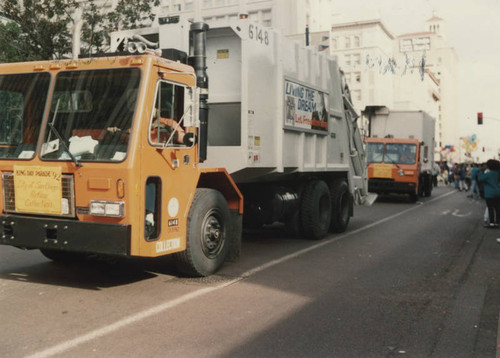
[183,132,197,146]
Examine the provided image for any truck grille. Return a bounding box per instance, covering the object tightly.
[2,172,76,218]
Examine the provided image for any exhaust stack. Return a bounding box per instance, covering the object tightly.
[72,18,83,60]
[189,22,209,162]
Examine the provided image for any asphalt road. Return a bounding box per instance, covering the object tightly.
[0,185,498,358]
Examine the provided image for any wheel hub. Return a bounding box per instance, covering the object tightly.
[202,215,224,257]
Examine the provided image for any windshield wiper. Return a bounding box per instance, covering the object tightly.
[384,155,400,168]
[46,99,82,167]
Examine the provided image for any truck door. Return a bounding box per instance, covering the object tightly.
[138,78,198,257]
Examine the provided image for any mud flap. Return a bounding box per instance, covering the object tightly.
[227,209,242,262]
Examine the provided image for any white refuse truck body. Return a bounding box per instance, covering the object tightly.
[0,17,372,278]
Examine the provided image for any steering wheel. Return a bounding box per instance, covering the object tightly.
[151,120,176,143]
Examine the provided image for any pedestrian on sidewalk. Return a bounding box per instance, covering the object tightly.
[458,164,467,191]
[467,163,480,198]
[452,163,460,190]
[477,159,500,228]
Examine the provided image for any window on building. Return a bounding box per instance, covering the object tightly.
[353,53,361,66]
[345,73,351,83]
[353,90,361,101]
[354,36,360,47]
[345,37,351,48]
[354,72,361,83]
[203,0,212,8]
[345,54,351,66]
[331,38,337,49]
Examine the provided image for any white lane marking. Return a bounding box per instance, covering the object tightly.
[27,190,456,358]
[452,209,471,218]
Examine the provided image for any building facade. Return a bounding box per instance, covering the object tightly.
[329,20,396,115]
[325,16,458,161]
[394,16,458,160]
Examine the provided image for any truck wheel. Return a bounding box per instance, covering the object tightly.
[301,180,331,240]
[173,188,230,277]
[409,191,418,202]
[329,179,351,233]
[285,208,303,238]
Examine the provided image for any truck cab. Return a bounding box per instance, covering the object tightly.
[365,137,432,201]
[0,54,242,277]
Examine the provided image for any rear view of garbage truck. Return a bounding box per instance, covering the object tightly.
[0,17,372,276]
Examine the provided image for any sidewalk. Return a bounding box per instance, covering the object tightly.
[480,225,500,358]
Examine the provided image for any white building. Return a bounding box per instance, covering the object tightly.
[329,20,396,114]
[324,16,457,161]
[395,16,458,160]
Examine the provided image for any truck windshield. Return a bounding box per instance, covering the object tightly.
[385,143,416,164]
[0,73,50,160]
[40,68,141,162]
[366,142,384,163]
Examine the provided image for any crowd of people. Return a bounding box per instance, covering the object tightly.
[436,159,500,243]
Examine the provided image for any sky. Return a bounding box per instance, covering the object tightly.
[332,0,500,160]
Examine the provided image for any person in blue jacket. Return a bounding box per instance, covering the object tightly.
[477,159,500,227]
[467,163,481,198]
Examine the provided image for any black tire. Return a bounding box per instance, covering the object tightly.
[329,180,351,233]
[409,191,418,202]
[172,188,230,277]
[40,249,86,263]
[301,180,331,240]
[285,207,303,238]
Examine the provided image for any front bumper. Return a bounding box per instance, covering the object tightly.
[0,214,131,255]
[368,178,415,194]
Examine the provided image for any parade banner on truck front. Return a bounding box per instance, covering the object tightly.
[14,166,62,215]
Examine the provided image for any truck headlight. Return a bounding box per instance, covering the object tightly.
[89,201,124,217]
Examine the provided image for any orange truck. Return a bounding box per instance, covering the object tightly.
[364,108,435,202]
[0,18,372,276]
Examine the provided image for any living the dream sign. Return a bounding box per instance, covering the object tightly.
[284,79,329,134]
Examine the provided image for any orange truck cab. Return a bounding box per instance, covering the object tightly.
[365,137,433,201]
[363,108,435,202]
[0,42,242,277]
